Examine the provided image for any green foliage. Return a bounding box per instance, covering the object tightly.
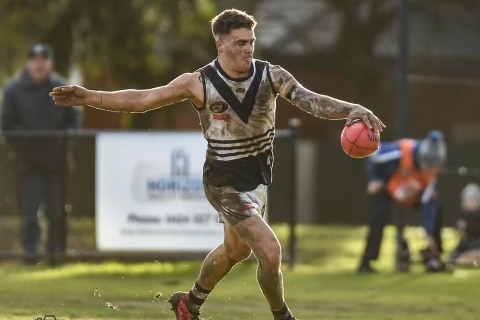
[0,0,217,84]
[2,0,479,129]
[0,0,64,83]
[0,0,218,128]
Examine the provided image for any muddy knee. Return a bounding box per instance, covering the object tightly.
[224,243,252,263]
[257,241,281,271]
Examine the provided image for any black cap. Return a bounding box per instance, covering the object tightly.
[27,43,53,59]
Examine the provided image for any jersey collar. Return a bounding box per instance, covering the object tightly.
[214,58,254,82]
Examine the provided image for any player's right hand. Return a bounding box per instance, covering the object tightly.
[346,105,385,133]
[49,85,89,107]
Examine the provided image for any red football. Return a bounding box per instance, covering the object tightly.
[340,119,380,158]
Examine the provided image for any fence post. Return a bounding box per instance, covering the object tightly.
[395,0,410,266]
[287,118,301,269]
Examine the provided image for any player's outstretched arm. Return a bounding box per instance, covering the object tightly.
[49,72,200,113]
[271,65,385,132]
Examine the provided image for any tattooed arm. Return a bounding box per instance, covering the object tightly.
[270,65,385,131]
[49,72,204,112]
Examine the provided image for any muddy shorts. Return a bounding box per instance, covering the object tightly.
[204,184,267,225]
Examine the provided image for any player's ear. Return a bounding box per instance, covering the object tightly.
[215,37,224,53]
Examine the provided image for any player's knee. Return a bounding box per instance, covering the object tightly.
[224,243,251,263]
[229,247,252,263]
[259,240,281,272]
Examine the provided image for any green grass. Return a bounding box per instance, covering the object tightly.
[1,225,479,320]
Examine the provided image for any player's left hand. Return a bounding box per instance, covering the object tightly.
[346,105,385,132]
[49,85,90,107]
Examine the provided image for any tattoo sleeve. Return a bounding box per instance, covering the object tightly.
[270,65,358,120]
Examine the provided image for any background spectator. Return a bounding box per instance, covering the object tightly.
[449,183,480,265]
[1,44,81,265]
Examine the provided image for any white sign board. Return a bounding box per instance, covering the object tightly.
[95,132,223,252]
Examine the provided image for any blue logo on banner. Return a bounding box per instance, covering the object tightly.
[145,149,203,198]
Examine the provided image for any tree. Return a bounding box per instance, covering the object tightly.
[0,0,65,84]
[257,0,480,103]
[0,0,218,128]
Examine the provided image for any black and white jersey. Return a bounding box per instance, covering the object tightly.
[196,59,277,192]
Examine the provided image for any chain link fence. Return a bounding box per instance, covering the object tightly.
[0,130,297,262]
[0,130,478,263]
[0,132,95,260]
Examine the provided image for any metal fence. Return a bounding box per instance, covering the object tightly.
[0,131,96,260]
[0,129,298,262]
[1,129,479,263]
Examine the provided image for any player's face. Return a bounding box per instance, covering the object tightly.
[218,28,256,74]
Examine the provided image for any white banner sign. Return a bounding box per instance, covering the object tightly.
[95,132,223,252]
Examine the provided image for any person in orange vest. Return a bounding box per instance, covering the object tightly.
[357,130,447,273]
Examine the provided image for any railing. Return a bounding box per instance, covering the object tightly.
[0,127,300,266]
[1,127,479,266]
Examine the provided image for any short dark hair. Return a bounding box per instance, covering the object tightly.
[211,9,257,39]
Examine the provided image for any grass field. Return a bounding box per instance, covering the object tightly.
[1,225,479,320]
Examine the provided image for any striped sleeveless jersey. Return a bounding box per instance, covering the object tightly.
[196,59,277,191]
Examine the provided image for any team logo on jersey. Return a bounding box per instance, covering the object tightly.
[210,101,228,113]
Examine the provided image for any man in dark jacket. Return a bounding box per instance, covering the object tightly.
[1,44,80,265]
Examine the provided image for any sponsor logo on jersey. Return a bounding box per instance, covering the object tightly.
[213,114,231,121]
[210,101,228,113]
[235,87,246,93]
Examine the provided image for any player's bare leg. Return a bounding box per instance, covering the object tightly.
[233,215,295,320]
[170,215,295,320]
[197,225,252,290]
[169,225,252,319]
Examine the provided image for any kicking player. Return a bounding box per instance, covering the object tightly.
[50,9,384,320]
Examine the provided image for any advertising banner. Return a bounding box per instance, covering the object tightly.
[96,132,223,252]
